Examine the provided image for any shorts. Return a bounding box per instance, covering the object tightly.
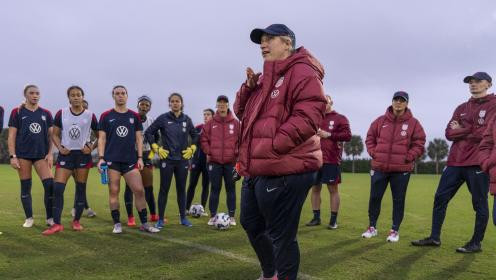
[56,150,93,170]
[315,164,341,185]
[107,161,138,174]
[18,157,45,163]
[143,156,153,168]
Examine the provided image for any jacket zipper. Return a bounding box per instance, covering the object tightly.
[386,117,398,171]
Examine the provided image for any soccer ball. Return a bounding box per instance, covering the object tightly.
[213,213,230,230]
[189,204,205,218]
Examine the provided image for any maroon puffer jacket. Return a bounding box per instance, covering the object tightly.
[479,117,496,194]
[320,111,351,164]
[234,47,326,176]
[446,94,496,166]
[200,111,240,165]
[366,107,426,173]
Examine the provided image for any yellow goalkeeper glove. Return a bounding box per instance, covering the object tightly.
[182,144,197,160]
[151,143,169,160]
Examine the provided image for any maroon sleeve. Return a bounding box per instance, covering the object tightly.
[406,119,426,162]
[8,108,20,128]
[445,105,471,141]
[233,83,256,120]
[272,76,326,154]
[133,111,143,131]
[479,117,495,173]
[330,115,352,142]
[53,110,63,128]
[366,117,380,158]
[200,120,211,155]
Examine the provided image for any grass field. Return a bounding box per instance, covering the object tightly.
[1,165,496,280]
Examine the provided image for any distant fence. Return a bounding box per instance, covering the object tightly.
[341,159,446,174]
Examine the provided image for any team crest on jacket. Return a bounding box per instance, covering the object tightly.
[183,122,187,127]
[41,115,46,121]
[229,124,234,129]
[271,90,279,99]
[402,124,408,131]
[329,121,334,130]
[479,110,486,118]
[401,131,407,137]
[275,76,284,88]
[129,118,134,124]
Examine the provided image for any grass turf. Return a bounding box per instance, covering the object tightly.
[0,165,496,279]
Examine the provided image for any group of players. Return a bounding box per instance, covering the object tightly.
[3,22,496,280]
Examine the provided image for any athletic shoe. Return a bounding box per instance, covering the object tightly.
[112,223,123,234]
[180,217,192,227]
[361,227,377,238]
[140,223,160,233]
[207,217,216,226]
[305,218,321,226]
[42,224,64,235]
[185,210,190,216]
[327,223,338,230]
[155,219,165,229]
[86,208,97,218]
[387,230,399,242]
[201,212,208,217]
[71,220,83,231]
[46,218,55,226]
[456,242,482,253]
[71,208,76,217]
[411,237,441,247]
[127,216,136,227]
[257,274,277,280]
[150,214,159,222]
[23,218,34,228]
[229,217,237,226]
[164,217,169,224]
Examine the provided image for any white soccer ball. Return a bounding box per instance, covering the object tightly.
[189,204,205,218]
[214,213,230,230]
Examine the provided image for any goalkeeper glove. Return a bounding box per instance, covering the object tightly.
[182,144,197,160]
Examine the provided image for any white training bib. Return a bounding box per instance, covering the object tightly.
[61,108,94,150]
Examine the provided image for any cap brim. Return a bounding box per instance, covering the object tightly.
[463,76,478,83]
[250,28,281,44]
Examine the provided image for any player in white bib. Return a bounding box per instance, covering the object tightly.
[124,95,159,226]
[44,86,98,235]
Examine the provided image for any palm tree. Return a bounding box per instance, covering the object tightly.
[427,138,449,174]
[344,135,364,173]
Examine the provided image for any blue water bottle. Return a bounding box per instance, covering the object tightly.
[100,163,108,184]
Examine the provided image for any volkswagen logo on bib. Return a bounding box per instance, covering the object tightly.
[69,125,81,140]
[29,122,42,134]
[116,126,128,137]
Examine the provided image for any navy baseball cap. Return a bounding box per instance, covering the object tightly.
[393,91,409,102]
[463,72,492,83]
[217,95,229,103]
[250,24,296,48]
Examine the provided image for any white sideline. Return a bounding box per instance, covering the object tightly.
[135,231,321,280]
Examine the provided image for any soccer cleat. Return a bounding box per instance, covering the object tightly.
[150,214,159,222]
[71,208,76,217]
[112,223,123,234]
[155,219,165,229]
[201,212,208,217]
[361,227,378,238]
[456,242,482,253]
[86,208,97,218]
[23,218,34,228]
[71,220,83,231]
[180,217,192,227]
[257,274,278,280]
[305,218,321,226]
[411,237,441,247]
[386,230,399,242]
[127,216,136,227]
[327,223,338,230]
[42,224,64,235]
[46,218,55,226]
[207,217,216,226]
[140,223,160,233]
[229,217,237,226]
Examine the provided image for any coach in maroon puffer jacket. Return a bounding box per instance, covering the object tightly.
[234,47,326,177]
[366,103,426,173]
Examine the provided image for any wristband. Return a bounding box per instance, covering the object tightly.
[10,154,17,159]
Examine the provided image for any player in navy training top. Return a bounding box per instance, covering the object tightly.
[7,85,55,229]
[96,85,159,234]
[42,86,99,235]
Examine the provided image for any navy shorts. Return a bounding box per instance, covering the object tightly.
[107,161,138,174]
[18,157,45,163]
[316,164,341,185]
[56,151,93,170]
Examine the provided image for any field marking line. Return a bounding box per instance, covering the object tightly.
[135,231,322,280]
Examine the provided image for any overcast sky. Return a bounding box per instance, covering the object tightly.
[1,0,496,151]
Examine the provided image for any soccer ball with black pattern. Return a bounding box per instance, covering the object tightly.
[214,213,230,230]
[189,204,205,218]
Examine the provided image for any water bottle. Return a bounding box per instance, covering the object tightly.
[100,163,108,184]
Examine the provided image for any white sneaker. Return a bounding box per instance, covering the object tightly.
[71,208,76,217]
[361,226,377,238]
[140,223,160,233]
[86,208,97,218]
[112,223,123,234]
[201,212,208,217]
[207,217,216,226]
[23,218,34,228]
[386,230,399,242]
[46,218,55,226]
[229,217,237,226]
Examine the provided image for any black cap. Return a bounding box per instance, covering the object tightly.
[137,95,152,104]
[393,91,409,102]
[463,72,492,83]
[217,95,229,103]
[250,24,296,48]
